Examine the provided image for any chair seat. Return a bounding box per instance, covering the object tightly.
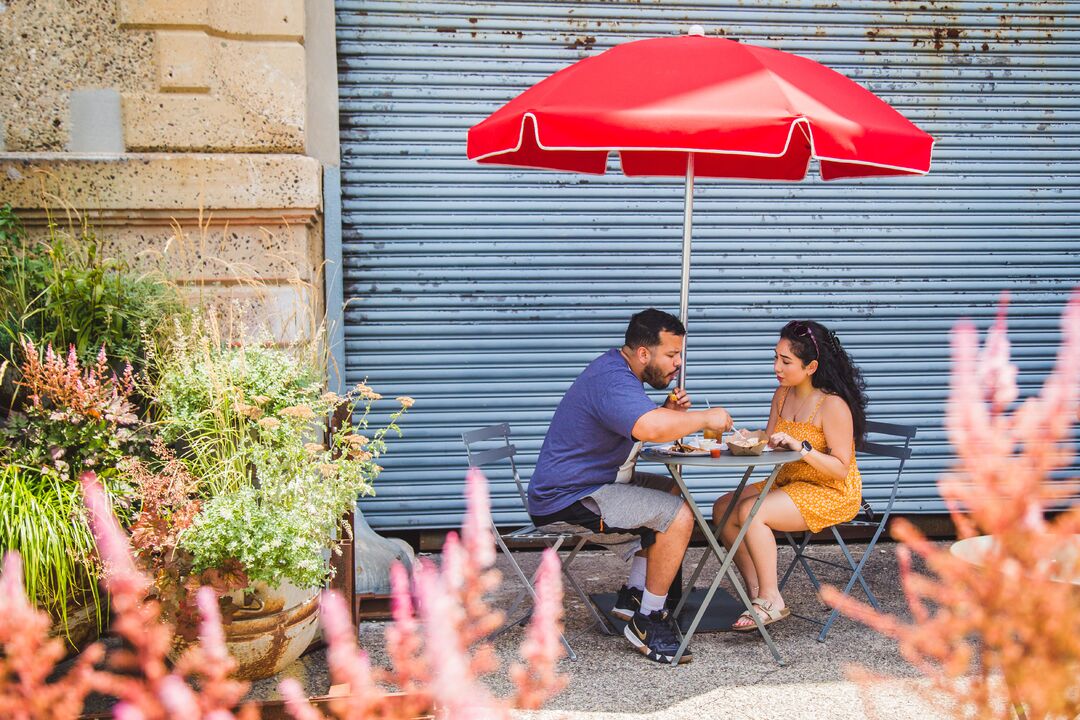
[503,524,578,541]
[838,519,879,528]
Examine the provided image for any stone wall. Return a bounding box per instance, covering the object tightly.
[0,0,328,341]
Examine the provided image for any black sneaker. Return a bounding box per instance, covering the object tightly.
[612,585,642,621]
[623,609,692,664]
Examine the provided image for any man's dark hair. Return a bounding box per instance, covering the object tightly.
[624,308,685,349]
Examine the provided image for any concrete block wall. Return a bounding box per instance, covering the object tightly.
[0,0,336,342]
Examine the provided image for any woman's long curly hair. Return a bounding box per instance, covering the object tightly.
[780,320,868,443]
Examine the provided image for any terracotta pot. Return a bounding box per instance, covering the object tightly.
[216,579,321,681]
[50,595,103,656]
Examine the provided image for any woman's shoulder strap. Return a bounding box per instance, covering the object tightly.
[776,385,791,414]
[807,392,828,423]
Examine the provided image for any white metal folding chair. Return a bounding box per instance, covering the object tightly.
[462,423,615,661]
[778,419,917,642]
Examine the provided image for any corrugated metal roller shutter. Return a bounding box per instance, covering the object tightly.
[335,1,1080,530]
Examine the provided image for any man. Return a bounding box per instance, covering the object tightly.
[528,308,733,664]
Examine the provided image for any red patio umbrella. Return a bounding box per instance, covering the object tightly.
[467,27,934,383]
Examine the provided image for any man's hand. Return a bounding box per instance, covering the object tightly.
[664,387,692,411]
[702,407,734,435]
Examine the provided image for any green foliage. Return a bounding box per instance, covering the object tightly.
[0,342,143,644]
[0,203,23,246]
[178,388,410,590]
[0,462,102,643]
[0,205,180,391]
[151,312,412,590]
[151,313,324,495]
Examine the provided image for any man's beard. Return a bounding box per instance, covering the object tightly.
[642,361,672,390]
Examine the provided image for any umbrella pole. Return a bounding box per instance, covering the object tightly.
[678,153,694,390]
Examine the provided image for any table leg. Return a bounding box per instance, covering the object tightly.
[679,466,754,608]
[669,464,785,666]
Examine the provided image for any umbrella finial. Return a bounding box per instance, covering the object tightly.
[688,25,705,36]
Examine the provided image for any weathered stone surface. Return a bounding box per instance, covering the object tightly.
[157,31,211,92]
[0,0,156,151]
[117,0,208,27]
[0,153,320,211]
[209,0,304,40]
[119,0,302,40]
[97,221,317,281]
[125,38,305,152]
[124,93,302,152]
[3,152,325,344]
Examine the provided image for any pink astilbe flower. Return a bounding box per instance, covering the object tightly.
[463,468,496,570]
[318,591,382,719]
[82,473,258,720]
[824,292,1080,720]
[280,679,325,720]
[510,549,568,710]
[283,468,566,720]
[384,561,429,695]
[169,588,250,715]
[19,341,137,425]
[977,294,1019,414]
[0,553,103,720]
[0,468,566,720]
[82,473,172,716]
[413,560,505,720]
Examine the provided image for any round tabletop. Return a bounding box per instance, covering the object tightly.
[639,446,802,468]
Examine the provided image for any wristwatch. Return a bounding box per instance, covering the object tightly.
[800,440,812,457]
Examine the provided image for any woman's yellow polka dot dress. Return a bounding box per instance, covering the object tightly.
[751,387,862,533]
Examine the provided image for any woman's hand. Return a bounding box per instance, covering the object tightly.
[769,431,801,452]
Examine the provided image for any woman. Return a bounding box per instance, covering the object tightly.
[711,320,867,630]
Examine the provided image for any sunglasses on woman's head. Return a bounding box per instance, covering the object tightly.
[790,321,820,360]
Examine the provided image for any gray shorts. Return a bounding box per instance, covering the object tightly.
[534,471,685,561]
[584,471,683,533]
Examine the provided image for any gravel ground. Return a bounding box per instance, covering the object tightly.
[244,541,955,720]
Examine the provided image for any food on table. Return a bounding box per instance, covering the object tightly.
[726,429,769,456]
[669,439,704,454]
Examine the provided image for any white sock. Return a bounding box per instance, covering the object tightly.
[627,556,647,590]
[640,589,667,615]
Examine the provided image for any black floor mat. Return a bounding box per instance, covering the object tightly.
[589,587,747,633]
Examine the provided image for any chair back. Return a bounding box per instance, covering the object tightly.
[856,420,917,518]
[462,423,529,510]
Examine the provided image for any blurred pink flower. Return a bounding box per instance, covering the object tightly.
[463,468,496,570]
[977,295,1019,412]
[413,559,505,720]
[510,549,567,710]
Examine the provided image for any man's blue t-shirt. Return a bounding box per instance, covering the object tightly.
[527,349,660,516]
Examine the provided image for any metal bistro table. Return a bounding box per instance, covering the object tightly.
[639,446,801,666]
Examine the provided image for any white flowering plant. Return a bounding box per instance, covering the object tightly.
[178,384,413,590]
[151,313,326,496]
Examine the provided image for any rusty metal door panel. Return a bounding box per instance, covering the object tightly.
[335,0,1080,529]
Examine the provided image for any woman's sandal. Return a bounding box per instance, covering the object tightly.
[731,598,790,632]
